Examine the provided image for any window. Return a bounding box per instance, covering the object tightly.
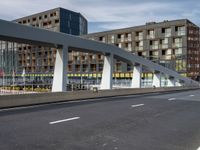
[43,22,48,26]
[176,26,186,36]
[163,38,168,44]
[99,64,103,71]
[175,48,183,55]
[174,38,182,47]
[121,34,125,42]
[176,59,186,71]
[117,34,121,39]
[23,20,27,24]
[166,49,172,55]
[126,33,132,41]
[162,28,165,33]
[99,36,105,42]
[138,32,143,40]
[161,38,168,49]
[139,41,143,46]
[147,30,155,39]
[55,19,59,24]
[150,40,159,49]
[136,31,143,40]
[138,52,142,56]
[109,35,115,43]
[165,28,171,37]
[32,17,36,21]
[136,41,143,51]
[127,64,132,72]
[162,50,166,55]
[125,43,132,51]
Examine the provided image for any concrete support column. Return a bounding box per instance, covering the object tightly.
[176,80,183,87]
[167,77,175,87]
[131,65,142,88]
[52,47,68,92]
[152,72,161,88]
[100,53,113,90]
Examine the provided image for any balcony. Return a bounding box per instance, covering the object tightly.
[147,34,155,39]
[160,55,172,60]
[161,44,168,49]
[173,43,182,48]
[176,31,186,36]
[90,59,97,64]
[135,46,143,51]
[74,60,81,64]
[135,36,143,41]
[164,33,171,37]
[82,60,89,64]
[124,47,132,52]
[150,45,159,50]
[124,37,132,42]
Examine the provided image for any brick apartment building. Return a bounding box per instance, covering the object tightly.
[14,7,87,74]
[82,19,200,80]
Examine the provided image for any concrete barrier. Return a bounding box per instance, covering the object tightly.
[0,87,199,109]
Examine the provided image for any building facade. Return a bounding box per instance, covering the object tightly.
[82,19,200,80]
[14,7,87,74]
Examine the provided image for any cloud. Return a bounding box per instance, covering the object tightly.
[0,0,199,33]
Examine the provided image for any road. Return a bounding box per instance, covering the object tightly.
[1,89,200,150]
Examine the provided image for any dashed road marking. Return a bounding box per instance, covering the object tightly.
[168,98,176,101]
[49,117,80,125]
[189,95,195,97]
[131,104,144,108]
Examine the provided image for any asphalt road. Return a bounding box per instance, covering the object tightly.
[1,89,200,150]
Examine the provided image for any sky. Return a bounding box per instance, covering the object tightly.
[0,0,200,33]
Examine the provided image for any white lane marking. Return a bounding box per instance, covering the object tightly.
[196,147,200,150]
[131,104,144,108]
[189,95,195,97]
[49,117,80,125]
[168,98,176,101]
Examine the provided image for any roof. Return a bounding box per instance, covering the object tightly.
[13,7,87,22]
[83,19,198,37]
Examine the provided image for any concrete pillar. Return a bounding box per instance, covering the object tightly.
[52,47,68,92]
[131,65,142,88]
[100,53,113,90]
[167,77,175,87]
[152,72,161,88]
[176,80,183,87]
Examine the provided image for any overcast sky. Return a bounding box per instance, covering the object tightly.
[0,0,199,33]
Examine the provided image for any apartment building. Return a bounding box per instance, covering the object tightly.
[82,19,200,80]
[14,7,87,74]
